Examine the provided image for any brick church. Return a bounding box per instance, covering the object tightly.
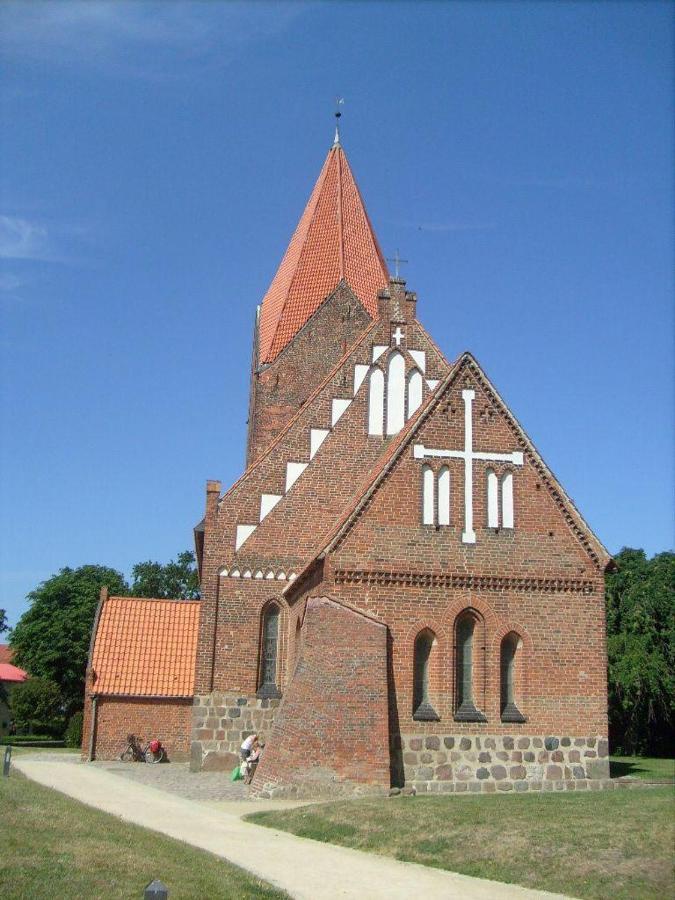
[83,130,612,796]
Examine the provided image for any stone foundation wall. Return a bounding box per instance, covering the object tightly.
[399,733,609,793]
[190,693,280,772]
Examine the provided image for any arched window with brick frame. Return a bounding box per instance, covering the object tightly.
[454,609,487,722]
[412,629,439,721]
[257,602,282,699]
[500,631,526,722]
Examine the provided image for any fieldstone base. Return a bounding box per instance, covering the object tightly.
[189,693,280,772]
[400,733,610,793]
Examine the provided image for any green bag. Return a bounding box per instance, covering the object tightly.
[231,764,243,782]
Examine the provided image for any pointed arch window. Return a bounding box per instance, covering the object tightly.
[421,465,451,527]
[454,611,486,722]
[407,369,423,419]
[386,351,406,435]
[412,629,439,721]
[368,368,384,435]
[257,604,281,698]
[500,632,526,722]
[486,469,516,530]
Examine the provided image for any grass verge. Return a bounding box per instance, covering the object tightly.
[0,771,287,899]
[610,755,674,781]
[248,787,674,900]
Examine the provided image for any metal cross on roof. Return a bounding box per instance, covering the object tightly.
[386,249,408,278]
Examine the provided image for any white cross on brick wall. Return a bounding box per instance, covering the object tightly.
[413,389,524,543]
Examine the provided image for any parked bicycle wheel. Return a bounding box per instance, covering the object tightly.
[145,747,165,764]
[120,747,134,762]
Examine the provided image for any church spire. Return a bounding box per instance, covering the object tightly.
[257,140,389,364]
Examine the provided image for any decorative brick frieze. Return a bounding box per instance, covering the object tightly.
[334,569,595,594]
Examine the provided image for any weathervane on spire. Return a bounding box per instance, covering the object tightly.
[334,97,344,146]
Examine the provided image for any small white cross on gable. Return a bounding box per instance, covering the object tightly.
[392,326,404,347]
[413,389,524,543]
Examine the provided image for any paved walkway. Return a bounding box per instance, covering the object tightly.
[13,754,575,900]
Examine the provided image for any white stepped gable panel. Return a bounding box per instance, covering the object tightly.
[386,352,406,435]
[368,368,384,435]
[408,349,426,373]
[372,344,388,362]
[260,493,282,521]
[331,398,351,426]
[285,461,307,491]
[407,369,423,419]
[309,428,329,459]
[235,525,257,550]
[353,363,370,395]
[426,379,440,391]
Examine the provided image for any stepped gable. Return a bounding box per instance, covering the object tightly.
[257,142,389,364]
[285,352,611,591]
[212,317,450,574]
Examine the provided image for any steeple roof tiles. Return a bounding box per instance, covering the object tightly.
[258,145,388,364]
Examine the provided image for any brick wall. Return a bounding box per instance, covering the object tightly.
[247,281,371,466]
[250,596,390,798]
[190,693,280,772]
[81,695,192,761]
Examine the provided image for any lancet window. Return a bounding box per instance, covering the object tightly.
[368,353,424,436]
[422,465,451,527]
[487,468,515,529]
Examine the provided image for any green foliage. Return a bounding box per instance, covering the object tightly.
[10,565,128,717]
[130,550,200,600]
[64,711,84,748]
[10,677,63,735]
[0,608,7,633]
[606,548,674,755]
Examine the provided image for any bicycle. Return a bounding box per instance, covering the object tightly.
[119,733,165,763]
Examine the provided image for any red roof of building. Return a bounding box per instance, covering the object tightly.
[90,596,200,697]
[0,648,28,683]
[257,142,389,364]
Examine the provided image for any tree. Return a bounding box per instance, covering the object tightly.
[10,565,128,718]
[0,608,7,634]
[606,548,674,755]
[10,677,63,735]
[130,550,200,600]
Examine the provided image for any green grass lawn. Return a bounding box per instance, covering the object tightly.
[248,786,675,900]
[610,755,674,781]
[0,771,287,900]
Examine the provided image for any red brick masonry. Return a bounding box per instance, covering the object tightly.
[251,597,390,798]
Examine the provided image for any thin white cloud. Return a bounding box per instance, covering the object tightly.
[0,216,51,261]
[0,1,308,78]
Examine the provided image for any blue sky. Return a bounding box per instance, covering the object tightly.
[1,1,672,628]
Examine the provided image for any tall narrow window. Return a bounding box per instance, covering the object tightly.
[368,368,384,435]
[500,632,526,722]
[437,466,450,526]
[386,351,405,435]
[487,469,499,528]
[407,369,423,420]
[501,472,514,529]
[422,465,435,525]
[258,604,281,698]
[455,612,486,722]
[412,630,439,720]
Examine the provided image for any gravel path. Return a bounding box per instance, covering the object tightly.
[92,759,247,802]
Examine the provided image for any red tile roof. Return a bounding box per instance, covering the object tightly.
[90,597,200,697]
[0,662,27,683]
[258,143,389,364]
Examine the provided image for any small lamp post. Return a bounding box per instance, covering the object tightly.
[2,746,11,777]
[144,879,168,899]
